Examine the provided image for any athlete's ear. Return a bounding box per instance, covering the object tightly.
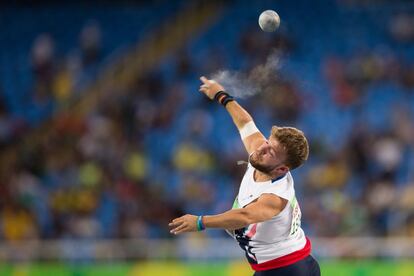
[275,165,289,175]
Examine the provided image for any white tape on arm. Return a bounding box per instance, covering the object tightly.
[239,121,259,140]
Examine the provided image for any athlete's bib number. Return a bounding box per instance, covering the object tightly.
[289,196,301,236]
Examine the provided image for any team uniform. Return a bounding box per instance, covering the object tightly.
[227,163,320,275]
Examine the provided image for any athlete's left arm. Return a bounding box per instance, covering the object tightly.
[169,194,287,234]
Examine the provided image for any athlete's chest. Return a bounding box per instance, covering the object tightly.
[238,167,271,207]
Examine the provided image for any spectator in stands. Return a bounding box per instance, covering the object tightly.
[31,33,55,99]
[80,20,102,67]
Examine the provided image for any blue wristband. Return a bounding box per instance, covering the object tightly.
[197,216,205,231]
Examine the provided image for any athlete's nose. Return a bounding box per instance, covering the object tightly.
[258,140,270,152]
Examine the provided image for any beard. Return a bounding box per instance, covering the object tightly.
[249,152,275,174]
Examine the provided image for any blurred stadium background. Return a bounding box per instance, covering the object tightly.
[1,0,414,275]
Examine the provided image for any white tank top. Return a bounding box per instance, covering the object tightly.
[227,163,308,267]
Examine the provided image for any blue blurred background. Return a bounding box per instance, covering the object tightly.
[1,0,414,275]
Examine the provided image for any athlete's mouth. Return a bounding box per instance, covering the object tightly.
[252,151,264,162]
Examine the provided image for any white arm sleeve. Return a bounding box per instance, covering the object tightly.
[239,121,259,140]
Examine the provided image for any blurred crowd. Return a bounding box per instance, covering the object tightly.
[1,1,414,245]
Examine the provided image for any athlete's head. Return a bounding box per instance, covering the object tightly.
[249,126,309,175]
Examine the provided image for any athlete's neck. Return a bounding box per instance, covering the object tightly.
[253,169,284,182]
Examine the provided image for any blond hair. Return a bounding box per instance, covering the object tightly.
[271,126,309,170]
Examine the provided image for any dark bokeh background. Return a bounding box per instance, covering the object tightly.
[0,0,413,264]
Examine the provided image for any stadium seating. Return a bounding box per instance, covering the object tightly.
[1,0,413,243]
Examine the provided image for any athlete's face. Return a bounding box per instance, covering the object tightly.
[250,137,289,174]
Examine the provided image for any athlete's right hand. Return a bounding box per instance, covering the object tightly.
[199,76,225,100]
[169,214,198,235]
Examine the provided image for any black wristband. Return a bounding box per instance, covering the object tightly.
[214,91,227,102]
[222,96,234,106]
[214,90,234,106]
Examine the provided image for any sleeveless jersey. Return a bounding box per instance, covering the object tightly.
[227,163,311,271]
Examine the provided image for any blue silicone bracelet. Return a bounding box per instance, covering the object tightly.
[197,216,205,231]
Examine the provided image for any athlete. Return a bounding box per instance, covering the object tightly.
[169,76,320,276]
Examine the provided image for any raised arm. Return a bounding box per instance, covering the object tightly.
[199,76,266,155]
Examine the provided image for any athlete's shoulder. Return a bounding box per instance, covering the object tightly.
[265,172,295,201]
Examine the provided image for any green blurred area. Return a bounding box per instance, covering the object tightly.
[1,260,414,276]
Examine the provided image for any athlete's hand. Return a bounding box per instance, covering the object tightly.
[199,76,225,100]
[169,214,198,235]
